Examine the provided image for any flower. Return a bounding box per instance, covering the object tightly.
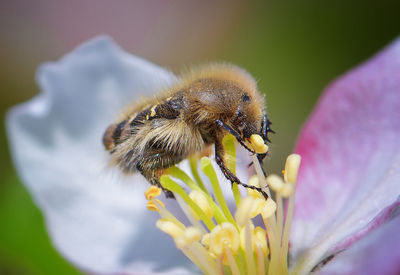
[7,36,400,274]
[144,143,301,275]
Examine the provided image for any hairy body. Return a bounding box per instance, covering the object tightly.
[103,64,272,198]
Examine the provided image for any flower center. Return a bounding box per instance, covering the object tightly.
[145,134,301,275]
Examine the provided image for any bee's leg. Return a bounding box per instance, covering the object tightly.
[215,119,255,154]
[136,150,181,199]
[137,166,175,199]
[247,153,267,177]
[214,142,269,200]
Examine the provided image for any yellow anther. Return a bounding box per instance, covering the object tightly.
[156,219,184,239]
[145,186,162,200]
[285,154,301,184]
[209,223,240,256]
[189,190,213,219]
[240,223,255,251]
[184,227,202,244]
[155,199,165,208]
[280,183,294,198]
[254,227,269,256]
[243,197,276,219]
[147,201,159,212]
[266,174,285,192]
[175,227,203,249]
[249,134,268,154]
[247,175,263,198]
[201,233,210,249]
[259,198,277,219]
[174,237,186,249]
[250,198,268,218]
[235,197,254,227]
[266,174,295,197]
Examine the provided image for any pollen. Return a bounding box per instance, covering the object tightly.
[150,105,157,117]
[249,134,269,154]
[145,185,162,200]
[145,140,302,275]
[145,186,164,211]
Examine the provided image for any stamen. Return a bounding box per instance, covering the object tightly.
[156,219,185,239]
[175,226,203,249]
[247,175,264,199]
[222,134,241,205]
[280,183,294,198]
[254,227,269,256]
[160,175,215,230]
[146,199,165,212]
[209,223,240,256]
[267,174,294,197]
[285,154,301,184]
[200,157,236,225]
[281,154,301,271]
[146,200,159,212]
[175,195,207,233]
[145,185,162,200]
[266,174,285,192]
[248,134,269,154]
[184,227,202,244]
[257,198,277,219]
[189,190,214,219]
[256,244,266,275]
[145,142,302,275]
[241,222,257,275]
[225,245,241,275]
[189,155,207,191]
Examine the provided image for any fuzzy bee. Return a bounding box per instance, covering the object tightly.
[103,64,273,198]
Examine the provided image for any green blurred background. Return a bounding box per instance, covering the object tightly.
[0,1,399,274]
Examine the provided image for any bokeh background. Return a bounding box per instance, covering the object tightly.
[1,1,399,274]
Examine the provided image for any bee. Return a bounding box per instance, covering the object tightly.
[103,64,273,198]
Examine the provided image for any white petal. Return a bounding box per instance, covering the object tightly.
[7,36,197,274]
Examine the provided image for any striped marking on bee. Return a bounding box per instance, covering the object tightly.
[150,105,157,117]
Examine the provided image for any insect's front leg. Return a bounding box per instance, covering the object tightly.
[214,141,268,200]
[215,119,255,154]
[261,113,275,142]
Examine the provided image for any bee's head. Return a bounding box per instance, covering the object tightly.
[230,92,264,139]
[228,91,272,155]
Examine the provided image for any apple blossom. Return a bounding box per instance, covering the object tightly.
[7,36,400,274]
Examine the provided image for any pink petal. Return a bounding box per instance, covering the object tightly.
[318,206,400,275]
[290,37,400,272]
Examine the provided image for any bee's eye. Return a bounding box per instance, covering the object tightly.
[241,93,251,102]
